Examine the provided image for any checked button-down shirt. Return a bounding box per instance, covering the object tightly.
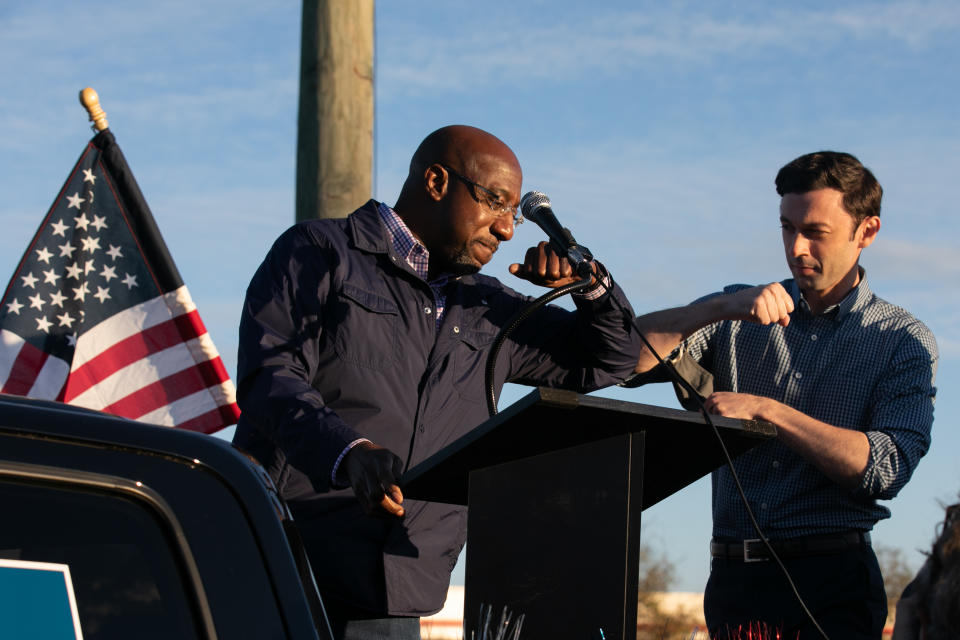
[635,273,938,539]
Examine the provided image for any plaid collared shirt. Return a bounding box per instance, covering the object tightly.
[378,202,449,326]
[675,274,937,539]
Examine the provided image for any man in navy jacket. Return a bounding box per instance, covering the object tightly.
[234,125,642,639]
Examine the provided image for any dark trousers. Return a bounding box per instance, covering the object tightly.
[320,595,421,640]
[704,544,887,639]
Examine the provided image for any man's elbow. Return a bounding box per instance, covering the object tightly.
[633,349,660,375]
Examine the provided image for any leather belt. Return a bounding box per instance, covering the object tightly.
[710,531,870,563]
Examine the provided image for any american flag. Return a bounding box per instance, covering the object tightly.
[0,130,240,433]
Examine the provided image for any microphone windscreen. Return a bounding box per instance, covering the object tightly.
[520,191,551,218]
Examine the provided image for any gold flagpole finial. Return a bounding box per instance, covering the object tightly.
[79,87,109,132]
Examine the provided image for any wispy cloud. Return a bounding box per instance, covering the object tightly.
[0,1,300,154]
[377,1,960,94]
[870,240,960,282]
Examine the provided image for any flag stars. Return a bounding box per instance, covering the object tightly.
[94,286,111,304]
[81,235,101,253]
[84,261,97,276]
[67,193,85,210]
[35,316,53,333]
[122,273,138,289]
[35,247,54,264]
[74,212,91,231]
[65,263,83,280]
[73,282,90,302]
[6,299,23,315]
[42,268,60,285]
[67,333,78,347]
[106,245,123,261]
[49,291,67,308]
[100,264,117,282]
[83,168,96,184]
[58,242,77,258]
[57,311,76,328]
[29,293,45,310]
[21,272,39,289]
[51,219,69,237]
[90,215,108,232]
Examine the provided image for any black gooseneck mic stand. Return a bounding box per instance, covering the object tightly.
[484,191,594,416]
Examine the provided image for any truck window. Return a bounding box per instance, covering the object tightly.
[0,479,203,640]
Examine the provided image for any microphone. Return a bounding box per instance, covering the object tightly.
[520,191,594,278]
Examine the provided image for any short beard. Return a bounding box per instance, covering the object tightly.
[439,247,481,277]
[446,257,481,277]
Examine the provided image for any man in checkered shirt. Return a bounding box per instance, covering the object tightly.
[625,151,938,639]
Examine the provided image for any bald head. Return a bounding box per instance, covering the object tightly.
[406,125,520,182]
[393,125,523,278]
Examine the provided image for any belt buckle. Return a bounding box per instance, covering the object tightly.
[742,538,768,563]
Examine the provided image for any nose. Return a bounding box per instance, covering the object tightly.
[490,213,515,241]
[785,229,808,258]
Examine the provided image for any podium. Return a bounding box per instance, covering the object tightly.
[402,387,776,640]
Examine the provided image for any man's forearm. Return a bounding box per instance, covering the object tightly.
[758,401,870,489]
[634,296,738,373]
[634,283,795,374]
[704,392,870,489]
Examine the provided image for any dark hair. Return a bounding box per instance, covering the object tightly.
[775,151,882,225]
[897,503,960,639]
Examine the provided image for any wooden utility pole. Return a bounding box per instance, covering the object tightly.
[296,0,374,221]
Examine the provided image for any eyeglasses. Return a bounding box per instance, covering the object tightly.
[439,164,523,225]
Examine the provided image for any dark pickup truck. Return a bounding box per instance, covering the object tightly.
[0,393,333,640]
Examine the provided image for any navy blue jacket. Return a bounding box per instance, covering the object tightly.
[234,201,642,615]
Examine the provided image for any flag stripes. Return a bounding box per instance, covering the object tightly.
[101,359,228,421]
[63,286,239,428]
[0,331,66,397]
[66,314,206,401]
[0,130,239,433]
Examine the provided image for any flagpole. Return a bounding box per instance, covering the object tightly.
[79,87,109,132]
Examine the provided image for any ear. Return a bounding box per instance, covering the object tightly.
[857,215,881,249]
[423,164,449,202]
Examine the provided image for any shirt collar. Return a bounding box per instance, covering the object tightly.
[792,266,872,321]
[836,267,872,321]
[377,202,428,279]
[377,202,452,287]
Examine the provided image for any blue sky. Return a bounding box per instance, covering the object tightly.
[3,1,959,592]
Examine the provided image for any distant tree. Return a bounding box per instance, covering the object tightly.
[637,544,690,639]
[638,543,677,606]
[875,543,916,611]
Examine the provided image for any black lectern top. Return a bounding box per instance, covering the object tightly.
[402,387,775,508]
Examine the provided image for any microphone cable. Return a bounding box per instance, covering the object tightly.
[597,277,832,640]
[491,189,830,637]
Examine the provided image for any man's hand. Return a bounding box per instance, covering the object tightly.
[632,282,794,376]
[728,283,794,327]
[342,441,405,517]
[509,241,595,288]
[702,390,871,488]
[702,391,773,421]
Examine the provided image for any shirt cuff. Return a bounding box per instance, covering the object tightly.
[330,438,372,489]
[571,263,611,301]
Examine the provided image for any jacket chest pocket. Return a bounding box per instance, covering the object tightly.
[332,283,400,370]
[452,328,495,403]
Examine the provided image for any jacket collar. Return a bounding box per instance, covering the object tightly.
[347,199,391,255]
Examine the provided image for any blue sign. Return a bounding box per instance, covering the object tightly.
[0,559,83,640]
